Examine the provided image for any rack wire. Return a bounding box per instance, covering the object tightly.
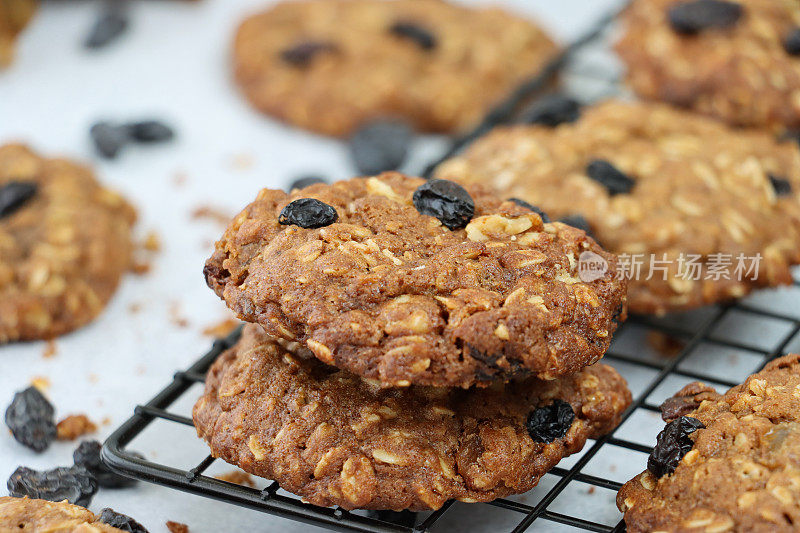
[103,5,800,532]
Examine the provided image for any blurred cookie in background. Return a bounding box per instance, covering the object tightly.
[0,0,36,67]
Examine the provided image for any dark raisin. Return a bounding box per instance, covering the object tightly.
[389,21,437,50]
[520,94,581,127]
[90,122,130,159]
[98,508,149,533]
[769,174,792,197]
[526,400,575,443]
[559,214,595,239]
[668,0,743,35]
[659,396,700,422]
[5,386,56,453]
[0,181,37,219]
[278,198,338,229]
[126,120,174,143]
[74,440,138,488]
[349,120,413,176]
[7,466,98,507]
[280,41,337,67]
[780,129,800,148]
[586,159,635,195]
[508,198,550,222]
[412,179,475,230]
[784,28,800,55]
[647,416,705,477]
[288,176,327,191]
[367,510,418,528]
[84,1,129,49]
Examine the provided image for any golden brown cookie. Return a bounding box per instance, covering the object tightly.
[204,173,626,388]
[616,0,800,131]
[0,497,125,532]
[0,144,137,342]
[618,354,800,532]
[232,0,558,137]
[435,100,800,314]
[0,0,36,68]
[193,324,632,511]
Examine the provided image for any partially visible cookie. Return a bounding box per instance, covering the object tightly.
[204,173,626,388]
[618,354,800,532]
[0,0,36,68]
[232,0,558,137]
[435,100,800,314]
[616,0,800,131]
[193,324,632,511]
[0,497,125,532]
[0,144,137,342]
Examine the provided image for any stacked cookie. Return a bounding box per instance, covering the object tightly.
[193,172,631,510]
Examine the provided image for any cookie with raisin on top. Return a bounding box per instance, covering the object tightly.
[204,173,626,388]
[232,0,557,136]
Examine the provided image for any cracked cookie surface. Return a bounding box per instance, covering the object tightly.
[616,0,800,131]
[618,354,800,533]
[435,100,800,314]
[193,324,631,511]
[0,497,125,532]
[204,173,626,388]
[0,144,136,342]
[232,0,558,136]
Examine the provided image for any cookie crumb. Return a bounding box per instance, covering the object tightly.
[166,521,189,533]
[141,231,161,252]
[173,171,188,187]
[30,376,50,391]
[202,318,239,338]
[42,340,58,359]
[646,331,686,358]
[56,414,98,441]
[169,301,189,328]
[230,153,254,171]
[191,205,231,226]
[214,470,255,487]
[128,302,142,314]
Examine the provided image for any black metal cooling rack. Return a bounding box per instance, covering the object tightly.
[102,4,800,532]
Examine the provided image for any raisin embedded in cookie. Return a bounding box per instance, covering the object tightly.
[616,0,800,131]
[193,324,632,511]
[232,0,558,137]
[618,353,800,532]
[0,144,137,342]
[435,100,800,315]
[204,173,626,388]
[0,497,126,532]
[0,0,36,68]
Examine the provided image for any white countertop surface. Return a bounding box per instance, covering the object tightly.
[0,1,664,531]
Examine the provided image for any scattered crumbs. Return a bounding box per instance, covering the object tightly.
[30,376,50,391]
[56,414,98,441]
[166,521,189,533]
[42,340,57,359]
[646,331,686,358]
[88,373,99,384]
[173,171,188,187]
[214,470,255,487]
[128,302,142,314]
[142,230,161,252]
[101,416,112,426]
[191,205,231,226]
[130,261,152,275]
[609,464,617,472]
[169,301,190,328]
[131,230,161,275]
[230,152,254,170]
[135,365,147,376]
[202,318,240,338]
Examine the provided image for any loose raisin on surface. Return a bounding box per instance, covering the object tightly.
[769,174,792,196]
[508,198,551,222]
[74,440,138,488]
[412,179,474,230]
[647,416,705,477]
[389,21,437,50]
[278,198,338,229]
[668,0,743,35]
[90,122,129,159]
[127,120,174,143]
[98,508,149,533]
[7,466,98,507]
[586,159,635,195]
[520,94,581,127]
[288,176,327,191]
[526,400,575,443]
[784,28,800,55]
[349,120,413,176]
[280,41,337,67]
[5,386,56,453]
[0,181,37,219]
[559,214,595,240]
[84,1,128,49]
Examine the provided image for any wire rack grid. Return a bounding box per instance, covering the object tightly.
[103,6,800,533]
